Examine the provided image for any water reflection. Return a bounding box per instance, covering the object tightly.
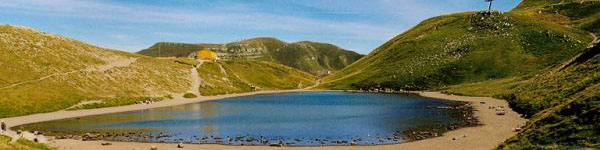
[18,92,464,146]
[199,103,218,136]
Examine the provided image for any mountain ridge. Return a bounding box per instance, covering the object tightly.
[137,37,364,76]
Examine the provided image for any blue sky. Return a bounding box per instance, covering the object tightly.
[0,0,521,54]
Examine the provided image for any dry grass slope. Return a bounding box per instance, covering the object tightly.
[0,25,193,118]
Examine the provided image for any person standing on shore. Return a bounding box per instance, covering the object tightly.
[0,120,6,133]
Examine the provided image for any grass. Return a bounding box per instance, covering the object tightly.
[137,42,204,57]
[0,135,54,150]
[0,25,193,118]
[441,77,527,97]
[512,0,600,34]
[183,93,197,98]
[68,97,166,110]
[170,58,202,66]
[320,11,592,90]
[0,57,192,118]
[196,60,316,96]
[444,33,600,150]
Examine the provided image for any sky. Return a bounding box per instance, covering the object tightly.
[0,0,521,54]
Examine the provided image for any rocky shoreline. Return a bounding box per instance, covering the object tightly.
[403,102,478,141]
[18,100,478,147]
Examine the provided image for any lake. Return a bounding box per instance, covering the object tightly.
[16,92,469,146]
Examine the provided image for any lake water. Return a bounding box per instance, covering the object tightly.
[17,92,467,146]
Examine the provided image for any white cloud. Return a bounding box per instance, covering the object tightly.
[0,0,398,41]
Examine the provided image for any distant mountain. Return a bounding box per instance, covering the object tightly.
[137,37,364,76]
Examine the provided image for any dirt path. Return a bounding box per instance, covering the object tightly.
[2,91,525,150]
[0,58,137,90]
[186,60,204,96]
[304,79,321,89]
[187,67,202,96]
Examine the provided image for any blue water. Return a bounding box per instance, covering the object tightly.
[20,92,465,146]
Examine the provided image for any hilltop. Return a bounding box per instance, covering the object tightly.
[316,0,600,149]
[137,37,363,76]
[319,11,592,90]
[0,25,316,118]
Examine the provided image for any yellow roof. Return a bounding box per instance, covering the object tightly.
[197,49,217,59]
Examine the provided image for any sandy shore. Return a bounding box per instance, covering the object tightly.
[2,91,526,150]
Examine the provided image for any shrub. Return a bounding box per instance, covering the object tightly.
[183,93,198,98]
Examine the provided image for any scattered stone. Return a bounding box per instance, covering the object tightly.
[101,142,112,146]
[150,145,158,150]
[496,111,506,115]
[177,143,184,148]
[351,142,358,146]
[513,128,522,132]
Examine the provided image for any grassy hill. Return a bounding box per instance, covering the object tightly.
[316,0,600,149]
[319,11,592,90]
[137,42,204,57]
[196,60,316,96]
[445,39,599,149]
[497,41,600,149]
[437,1,600,149]
[137,37,363,76]
[0,24,194,118]
[0,25,316,118]
[512,0,600,34]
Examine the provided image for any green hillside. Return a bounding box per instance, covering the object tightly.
[319,11,592,90]
[446,40,600,149]
[439,1,600,149]
[317,1,600,148]
[137,37,363,76]
[513,0,600,34]
[497,41,600,149]
[137,42,203,57]
[196,60,316,96]
[0,25,316,118]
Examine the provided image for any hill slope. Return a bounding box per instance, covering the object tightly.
[439,1,600,149]
[497,39,600,149]
[196,60,316,96]
[445,38,600,149]
[137,37,363,76]
[0,24,194,118]
[0,25,316,118]
[512,0,600,34]
[319,11,592,90]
